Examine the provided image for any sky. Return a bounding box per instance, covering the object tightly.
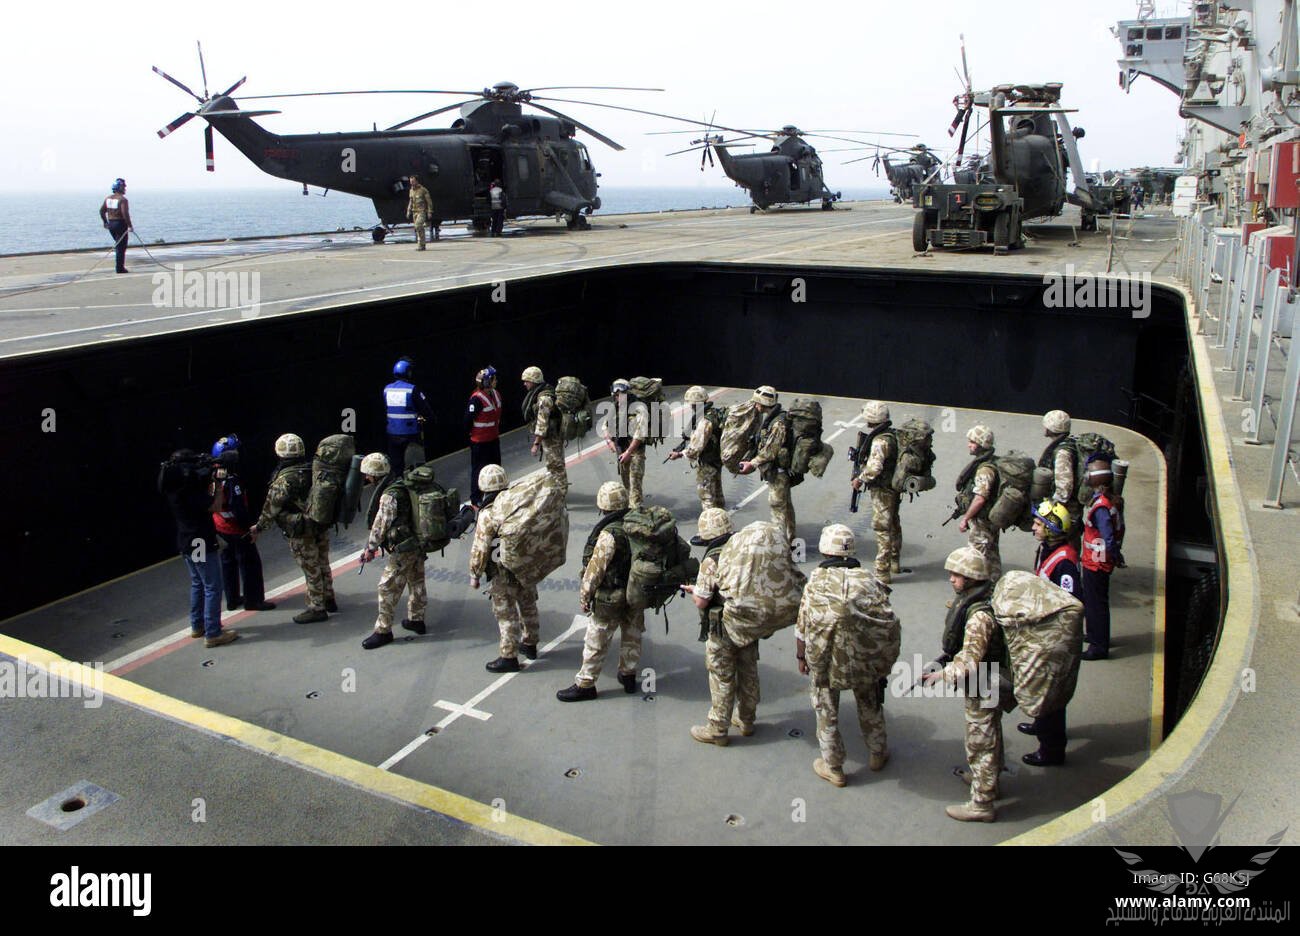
[0,0,1189,192]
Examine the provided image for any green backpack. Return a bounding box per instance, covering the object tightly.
[400,464,459,554]
[622,505,699,612]
[787,398,835,480]
[988,452,1037,532]
[890,418,937,496]
[304,434,356,526]
[628,377,667,445]
[1073,432,1118,503]
[555,376,593,442]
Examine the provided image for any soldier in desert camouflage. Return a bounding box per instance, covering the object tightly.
[796,524,900,787]
[357,452,429,650]
[738,386,796,542]
[954,424,1003,581]
[557,481,644,701]
[521,366,567,488]
[469,465,540,672]
[922,546,1006,822]
[667,385,725,510]
[850,400,904,584]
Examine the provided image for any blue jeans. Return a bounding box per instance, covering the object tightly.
[185,553,225,638]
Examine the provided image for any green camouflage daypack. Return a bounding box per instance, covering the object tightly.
[391,464,459,554]
[628,376,667,445]
[890,418,937,496]
[787,398,835,480]
[987,452,1037,532]
[304,434,356,526]
[555,376,593,442]
[622,505,699,612]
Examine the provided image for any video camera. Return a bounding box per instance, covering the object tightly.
[158,449,216,493]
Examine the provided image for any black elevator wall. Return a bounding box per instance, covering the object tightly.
[0,263,1188,622]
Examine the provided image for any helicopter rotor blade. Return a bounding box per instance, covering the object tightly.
[801,132,917,145]
[530,97,757,138]
[237,89,480,101]
[152,66,204,103]
[956,107,973,160]
[385,100,477,131]
[960,33,972,90]
[204,123,215,172]
[521,85,664,93]
[197,41,210,100]
[525,101,624,150]
[218,76,247,98]
[157,111,197,139]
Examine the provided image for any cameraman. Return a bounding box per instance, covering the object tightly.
[158,449,240,648]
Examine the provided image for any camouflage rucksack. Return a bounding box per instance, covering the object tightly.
[720,401,761,474]
[555,376,593,442]
[987,452,1037,532]
[393,464,459,554]
[628,376,666,445]
[622,505,699,612]
[992,571,1084,718]
[787,398,835,480]
[1072,432,1118,503]
[801,564,900,691]
[494,472,569,587]
[716,520,807,646]
[304,434,356,527]
[890,418,937,496]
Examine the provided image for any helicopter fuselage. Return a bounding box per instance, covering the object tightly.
[202,97,601,227]
[714,136,838,210]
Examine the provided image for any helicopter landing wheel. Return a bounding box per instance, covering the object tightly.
[821,199,834,211]
[749,206,758,214]
[371,226,388,244]
[566,212,590,230]
[912,211,930,252]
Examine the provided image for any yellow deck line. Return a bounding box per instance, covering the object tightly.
[1005,280,1258,845]
[0,633,591,846]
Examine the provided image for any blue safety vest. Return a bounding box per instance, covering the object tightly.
[384,380,421,436]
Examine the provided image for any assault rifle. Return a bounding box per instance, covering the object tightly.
[942,499,964,527]
[908,654,952,694]
[847,430,868,513]
[663,438,689,464]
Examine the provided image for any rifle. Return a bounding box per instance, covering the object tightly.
[908,654,952,693]
[663,438,689,464]
[847,430,867,513]
[942,500,964,527]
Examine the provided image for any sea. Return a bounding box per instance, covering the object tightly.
[0,186,890,256]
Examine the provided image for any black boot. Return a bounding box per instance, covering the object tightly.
[1017,722,1039,736]
[486,656,520,673]
[519,642,538,660]
[362,631,394,650]
[324,598,339,613]
[557,684,598,702]
[618,672,639,694]
[1022,749,1066,767]
[401,618,426,635]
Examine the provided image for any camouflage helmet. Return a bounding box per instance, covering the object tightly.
[360,452,391,477]
[818,523,856,557]
[944,546,991,581]
[596,481,629,511]
[967,424,995,450]
[697,507,733,540]
[752,385,778,406]
[274,433,305,458]
[684,385,708,404]
[1043,409,1071,435]
[862,400,890,424]
[478,464,508,493]
[521,366,544,383]
[1032,499,1072,536]
[611,377,630,394]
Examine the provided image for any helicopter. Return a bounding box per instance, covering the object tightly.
[153,46,663,239]
[650,116,914,211]
[912,41,1096,252]
[833,143,945,202]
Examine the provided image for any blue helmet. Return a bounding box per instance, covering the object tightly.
[112,178,126,193]
[393,357,414,378]
[211,434,241,458]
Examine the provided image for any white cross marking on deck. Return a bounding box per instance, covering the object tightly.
[377,614,589,772]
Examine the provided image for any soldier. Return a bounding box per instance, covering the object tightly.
[467,366,503,506]
[605,378,648,509]
[684,508,756,745]
[521,366,567,487]
[738,385,795,543]
[922,546,1005,822]
[557,481,644,701]
[1019,499,1080,765]
[850,400,904,583]
[469,465,540,671]
[1039,409,1080,531]
[667,385,725,510]
[249,433,337,624]
[407,174,434,250]
[954,424,1002,581]
[1081,454,1122,661]
[358,453,430,650]
[796,524,899,787]
[98,178,133,273]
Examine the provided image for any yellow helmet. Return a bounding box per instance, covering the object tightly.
[1032,499,1072,536]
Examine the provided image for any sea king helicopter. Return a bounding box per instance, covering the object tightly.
[830,143,946,202]
[153,45,664,239]
[645,115,915,211]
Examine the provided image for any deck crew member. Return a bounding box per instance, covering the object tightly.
[1081,454,1122,661]
[99,178,133,274]
[210,434,275,613]
[467,366,503,506]
[489,179,506,236]
[384,357,435,474]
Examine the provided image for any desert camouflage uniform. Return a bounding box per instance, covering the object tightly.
[470,497,539,658]
[257,462,334,612]
[797,563,900,767]
[696,553,759,733]
[1051,442,1084,538]
[751,414,794,542]
[857,431,902,582]
[942,600,1003,806]
[618,404,649,509]
[408,183,433,248]
[366,488,427,633]
[532,390,567,486]
[683,411,725,510]
[967,463,1002,581]
[575,526,644,687]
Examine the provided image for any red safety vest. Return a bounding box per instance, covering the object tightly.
[1035,541,1080,597]
[1082,491,1119,573]
[469,388,502,443]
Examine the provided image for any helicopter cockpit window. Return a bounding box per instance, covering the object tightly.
[577,144,592,172]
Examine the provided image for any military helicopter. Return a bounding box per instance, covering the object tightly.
[153,46,662,239]
[912,44,1097,252]
[831,143,945,202]
[648,116,914,211]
